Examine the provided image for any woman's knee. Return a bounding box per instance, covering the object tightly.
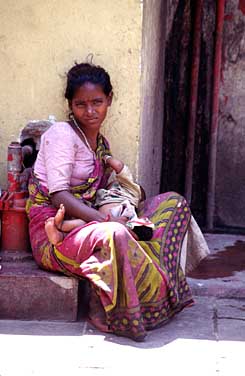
[102,221,127,233]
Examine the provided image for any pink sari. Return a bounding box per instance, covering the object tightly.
[27,135,193,341]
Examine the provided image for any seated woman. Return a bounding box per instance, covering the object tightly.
[45,154,154,244]
[26,61,209,342]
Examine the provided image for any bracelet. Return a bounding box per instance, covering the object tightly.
[104,155,112,163]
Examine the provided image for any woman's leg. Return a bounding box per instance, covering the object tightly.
[53,221,170,341]
[137,192,194,311]
[30,193,194,341]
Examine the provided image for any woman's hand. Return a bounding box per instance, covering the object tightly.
[109,215,139,240]
[51,191,139,240]
[109,214,128,225]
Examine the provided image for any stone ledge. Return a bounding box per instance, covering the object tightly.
[0,257,79,321]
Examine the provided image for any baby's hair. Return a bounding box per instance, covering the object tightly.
[65,62,113,100]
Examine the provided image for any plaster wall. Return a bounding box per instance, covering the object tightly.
[0,0,142,189]
[138,0,166,197]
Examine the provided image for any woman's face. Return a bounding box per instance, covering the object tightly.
[69,82,112,132]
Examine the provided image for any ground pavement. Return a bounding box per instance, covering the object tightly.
[0,233,245,376]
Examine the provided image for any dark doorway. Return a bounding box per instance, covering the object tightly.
[160,0,215,230]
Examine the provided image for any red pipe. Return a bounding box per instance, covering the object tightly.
[206,0,225,230]
[185,0,203,204]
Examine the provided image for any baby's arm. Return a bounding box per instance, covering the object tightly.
[103,155,124,174]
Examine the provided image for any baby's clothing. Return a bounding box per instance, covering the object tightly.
[95,165,141,208]
[95,164,154,239]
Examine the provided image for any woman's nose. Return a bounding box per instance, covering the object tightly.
[86,105,93,115]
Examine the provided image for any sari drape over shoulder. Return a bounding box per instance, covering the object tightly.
[27,133,197,341]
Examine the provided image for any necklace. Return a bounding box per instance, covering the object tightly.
[71,115,95,154]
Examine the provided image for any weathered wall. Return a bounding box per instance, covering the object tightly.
[0,0,142,189]
[138,0,167,197]
[216,0,245,228]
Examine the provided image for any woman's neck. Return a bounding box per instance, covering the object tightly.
[81,128,99,152]
[86,134,98,152]
[71,116,99,152]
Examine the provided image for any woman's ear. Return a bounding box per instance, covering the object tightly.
[107,91,113,106]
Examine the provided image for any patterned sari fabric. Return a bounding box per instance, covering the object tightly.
[27,136,194,341]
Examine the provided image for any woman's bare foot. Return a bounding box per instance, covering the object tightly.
[45,217,64,245]
[54,203,65,230]
[45,204,66,245]
[54,203,86,232]
[45,204,86,245]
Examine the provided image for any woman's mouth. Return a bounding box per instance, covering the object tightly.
[84,117,98,123]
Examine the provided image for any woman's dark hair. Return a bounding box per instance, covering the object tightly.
[65,62,113,100]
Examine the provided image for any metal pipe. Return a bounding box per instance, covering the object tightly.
[206,0,225,230]
[185,0,203,204]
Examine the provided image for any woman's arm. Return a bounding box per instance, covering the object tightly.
[51,190,129,226]
[51,190,138,240]
[51,190,106,222]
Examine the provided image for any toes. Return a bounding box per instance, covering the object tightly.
[45,217,55,225]
[59,204,65,213]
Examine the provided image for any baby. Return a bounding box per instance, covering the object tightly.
[45,155,154,245]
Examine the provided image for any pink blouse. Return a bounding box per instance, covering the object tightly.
[34,122,95,194]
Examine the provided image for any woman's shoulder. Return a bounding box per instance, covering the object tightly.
[43,121,75,139]
[46,121,72,134]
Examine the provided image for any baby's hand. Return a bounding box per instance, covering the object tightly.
[109,215,139,240]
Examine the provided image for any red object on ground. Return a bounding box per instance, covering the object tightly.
[0,190,30,252]
[0,141,31,252]
[7,141,23,192]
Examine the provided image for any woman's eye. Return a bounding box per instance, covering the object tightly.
[93,100,103,106]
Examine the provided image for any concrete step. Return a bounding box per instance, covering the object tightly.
[0,251,79,321]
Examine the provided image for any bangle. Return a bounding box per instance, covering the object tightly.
[104,155,112,163]
[105,214,111,222]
